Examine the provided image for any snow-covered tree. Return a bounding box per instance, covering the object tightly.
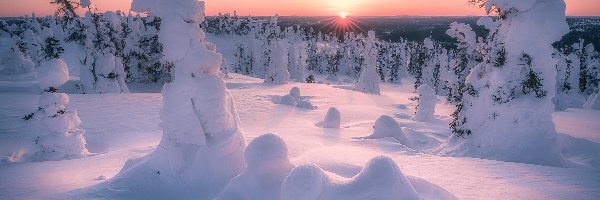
[79,10,129,94]
[233,41,253,75]
[412,84,437,122]
[0,37,35,75]
[579,43,600,96]
[264,38,290,84]
[105,0,246,198]
[444,0,570,166]
[554,45,586,110]
[445,22,479,104]
[354,30,380,94]
[20,28,44,67]
[122,14,171,83]
[420,37,442,92]
[24,59,88,161]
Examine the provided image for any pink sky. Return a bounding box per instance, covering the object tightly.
[0,0,598,17]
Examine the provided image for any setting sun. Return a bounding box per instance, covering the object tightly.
[339,11,348,19]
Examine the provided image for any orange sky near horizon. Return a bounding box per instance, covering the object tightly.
[0,0,598,17]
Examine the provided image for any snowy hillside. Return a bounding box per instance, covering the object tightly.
[1,0,600,199]
[1,72,599,199]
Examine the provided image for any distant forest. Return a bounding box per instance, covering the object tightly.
[272,16,600,50]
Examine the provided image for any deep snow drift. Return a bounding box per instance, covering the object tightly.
[281,156,448,200]
[215,133,294,200]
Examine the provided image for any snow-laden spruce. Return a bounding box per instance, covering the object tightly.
[287,31,308,82]
[27,59,88,161]
[98,1,246,199]
[79,9,129,94]
[444,22,479,104]
[215,133,294,200]
[264,38,290,84]
[281,156,421,200]
[322,107,341,128]
[0,37,34,75]
[554,42,587,111]
[443,0,570,166]
[354,30,380,94]
[412,84,436,122]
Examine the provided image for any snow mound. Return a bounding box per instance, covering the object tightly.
[216,133,294,200]
[412,84,436,122]
[322,107,341,128]
[273,89,317,110]
[281,156,421,200]
[357,115,409,145]
[290,87,301,100]
[38,59,69,90]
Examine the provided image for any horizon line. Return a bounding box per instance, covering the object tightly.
[1,14,599,18]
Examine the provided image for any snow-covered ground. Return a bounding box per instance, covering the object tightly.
[1,71,599,199]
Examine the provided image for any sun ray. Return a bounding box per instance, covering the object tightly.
[319,14,366,41]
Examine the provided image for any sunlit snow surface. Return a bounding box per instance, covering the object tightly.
[0,71,599,199]
[1,32,600,198]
